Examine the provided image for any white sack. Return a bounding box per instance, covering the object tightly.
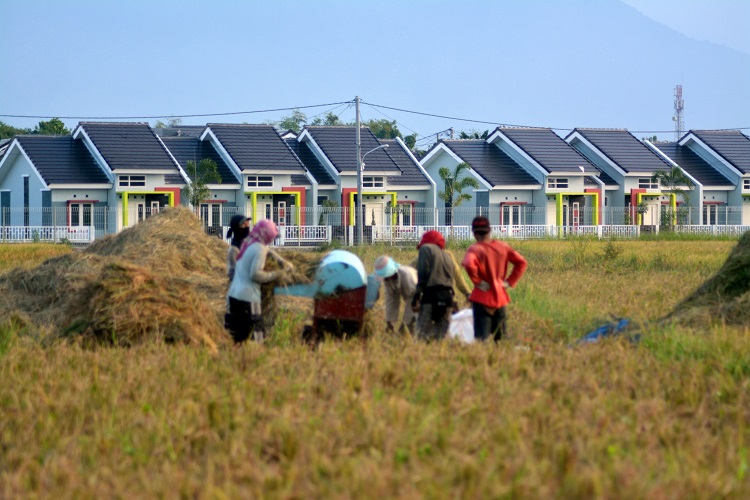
[449,308,474,343]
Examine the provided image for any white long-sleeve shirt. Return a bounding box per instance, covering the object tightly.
[383,265,418,325]
[227,243,278,303]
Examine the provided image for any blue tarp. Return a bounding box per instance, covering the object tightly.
[579,318,636,344]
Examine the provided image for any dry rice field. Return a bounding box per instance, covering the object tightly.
[1,237,750,498]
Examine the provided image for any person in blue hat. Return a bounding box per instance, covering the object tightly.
[374,255,417,335]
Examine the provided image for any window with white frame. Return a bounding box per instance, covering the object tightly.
[119,175,146,187]
[744,179,750,190]
[547,177,568,189]
[70,202,93,227]
[638,178,659,189]
[247,175,273,187]
[363,176,384,188]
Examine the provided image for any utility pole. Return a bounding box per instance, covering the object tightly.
[355,96,363,245]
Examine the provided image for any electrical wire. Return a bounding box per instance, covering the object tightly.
[363,101,750,134]
[0,101,354,121]
[3,98,748,134]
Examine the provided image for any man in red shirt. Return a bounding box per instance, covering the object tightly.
[462,216,527,341]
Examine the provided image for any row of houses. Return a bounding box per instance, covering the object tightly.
[0,121,748,242]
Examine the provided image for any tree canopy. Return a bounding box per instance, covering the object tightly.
[154,118,183,129]
[34,118,71,135]
[0,121,31,139]
[276,110,308,133]
[438,162,480,225]
[184,158,222,212]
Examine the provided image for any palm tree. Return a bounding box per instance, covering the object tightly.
[438,162,480,226]
[651,166,694,228]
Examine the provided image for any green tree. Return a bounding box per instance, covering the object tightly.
[458,129,490,140]
[651,166,694,228]
[310,112,345,126]
[438,162,480,226]
[403,133,417,149]
[154,118,183,129]
[277,109,308,133]
[34,118,70,135]
[0,121,31,139]
[364,119,402,140]
[184,159,222,214]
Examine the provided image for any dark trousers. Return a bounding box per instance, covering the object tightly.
[472,302,507,342]
[225,297,263,343]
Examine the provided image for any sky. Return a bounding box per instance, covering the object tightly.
[1,0,748,147]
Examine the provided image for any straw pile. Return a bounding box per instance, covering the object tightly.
[664,230,750,328]
[0,208,229,351]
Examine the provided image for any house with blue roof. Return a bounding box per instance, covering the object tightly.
[565,128,683,225]
[421,127,601,227]
[0,134,113,236]
[647,138,737,225]
[290,126,433,227]
[667,130,750,225]
[197,124,314,227]
[72,122,188,230]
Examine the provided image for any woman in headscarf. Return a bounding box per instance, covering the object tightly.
[225,219,293,343]
[226,214,252,281]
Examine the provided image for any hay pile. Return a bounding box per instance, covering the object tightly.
[665,231,750,328]
[0,208,229,351]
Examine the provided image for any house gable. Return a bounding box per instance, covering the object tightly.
[75,122,182,174]
[649,141,734,188]
[680,130,750,178]
[566,128,671,175]
[439,139,540,189]
[490,127,598,178]
[161,136,240,187]
[302,126,401,175]
[205,124,307,175]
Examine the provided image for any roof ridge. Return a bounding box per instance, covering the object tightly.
[81,121,150,126]
[576,127,629,131]
[496,126,550,130]
[206,123,273,128]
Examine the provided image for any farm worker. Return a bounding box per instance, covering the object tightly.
[462,216,527,342]
[225,219,293,343]
[409,252,471,301]
[226,214,252,281]
[411,230,456,341]
[374,255,417,335]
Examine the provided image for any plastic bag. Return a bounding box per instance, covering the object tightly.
[449,308,474,343]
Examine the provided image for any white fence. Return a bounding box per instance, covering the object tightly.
[0,225,95,243]
[675,225,750,237]
[0,205,747,246]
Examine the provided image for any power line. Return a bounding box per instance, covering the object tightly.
[3,97,749,134]
[0,101,353,121]
[363,100,750,134]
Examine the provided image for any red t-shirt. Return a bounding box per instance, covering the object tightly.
[462,239,527,309]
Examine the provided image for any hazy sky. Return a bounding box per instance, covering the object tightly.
[621,0,749,54]
[1,0,748,145]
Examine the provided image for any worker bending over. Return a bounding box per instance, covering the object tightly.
[374,255,417,335]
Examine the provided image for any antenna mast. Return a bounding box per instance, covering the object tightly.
[672,84,684,141]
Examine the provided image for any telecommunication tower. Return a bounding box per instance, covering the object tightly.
[672,85,684,141]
